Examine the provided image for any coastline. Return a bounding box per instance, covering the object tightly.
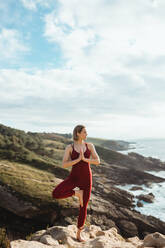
[116,139,165,221]
[118,138,165,162]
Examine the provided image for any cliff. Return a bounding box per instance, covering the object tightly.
[0,123,165,244]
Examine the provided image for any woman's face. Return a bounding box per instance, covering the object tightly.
[77,127,88,140]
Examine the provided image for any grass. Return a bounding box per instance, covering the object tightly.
[0,160,59,204]
[43,139,65,149]
[0,159,78,208]
[86,137,108,146]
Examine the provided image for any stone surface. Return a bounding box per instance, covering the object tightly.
[137,200,144,207]
[130,186,143,191]
[10,240,65,248]
[10,224,144,248]
[0,185,39,218]
[143,232,165,247]
[136,193,155,203]
[12,224,165,248]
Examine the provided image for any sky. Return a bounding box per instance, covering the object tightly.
[0,0,165,141]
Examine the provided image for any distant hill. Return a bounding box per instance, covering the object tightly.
[86,137,131,151]
[0,123,130,171]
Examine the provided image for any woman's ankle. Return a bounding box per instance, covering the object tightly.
[78,226,84,231]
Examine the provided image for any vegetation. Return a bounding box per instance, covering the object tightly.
[86,137,130,151]
[0,228,10,248]
[0,123,66,165]
[0,123,130,242]
[0,123,129,206]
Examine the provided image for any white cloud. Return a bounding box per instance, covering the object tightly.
[20,0,53,10]
[40,0,165,139]
[1,67,165,139]
[1,0,165,140]
[44,0,165,73]
[0,28,29,60]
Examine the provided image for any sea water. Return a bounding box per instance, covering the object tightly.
[119,138,165,162]
[116,139,165,222]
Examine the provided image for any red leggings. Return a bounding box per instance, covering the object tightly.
[52,177,92,229]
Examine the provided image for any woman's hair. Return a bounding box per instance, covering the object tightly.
[73,125,85,141]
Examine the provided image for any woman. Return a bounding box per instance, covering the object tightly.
[52,124,100,242]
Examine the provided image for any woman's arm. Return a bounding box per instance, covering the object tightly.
[82,143,100,165]
[62,145,81,168]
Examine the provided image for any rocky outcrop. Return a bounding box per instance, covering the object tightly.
[10,224,165,248]
[1,160,165,241]
[130,186,143,191]
[0,184,39,218]
[10,224,143,248]
[96,145,165,172]
[1,123,165,244]
[136,193,155,203]
[47,179,165,239]
[142,232,165,247]
[1,141,165,242]
[87,183,165,239]
[137,201,143,207]
[91,159,165,187]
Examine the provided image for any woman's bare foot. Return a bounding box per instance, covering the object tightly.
[76,228,85,242]
[77,236,85,242]
[74,190,83,207]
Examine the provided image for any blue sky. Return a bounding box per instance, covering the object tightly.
[0,0,165,140]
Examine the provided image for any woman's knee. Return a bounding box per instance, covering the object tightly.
[52,187,60,199]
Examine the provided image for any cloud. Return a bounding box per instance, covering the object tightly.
[20,0,54,10]
[1,66,165,138]
[44,0,165,72]
[1,0,165,139]
[0,28,29,61]
[43,0,165,115]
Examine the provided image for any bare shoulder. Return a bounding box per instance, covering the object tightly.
[86,142,95,150]
[64,144,73,157]
[65,144,72,151]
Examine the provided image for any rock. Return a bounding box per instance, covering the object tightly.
[13,224,165,248]
[2,144,165,242]
[130,186,143,191]
[31,230,47,241]
[145,182,153,188]
[10,240,64,248]
[136,193,155,203]
[10,224,143,248]
[143,232,165,247]
[126,236,143,247]
[106,187,134,207]
[137,201,143,207]
[0,185,39,218]
[40,235,59,245]
[89,185,165,239]
[118,220,139,237]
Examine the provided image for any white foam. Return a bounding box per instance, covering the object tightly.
[116,172,165,222]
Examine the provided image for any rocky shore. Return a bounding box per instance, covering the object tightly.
[1,131,165,246]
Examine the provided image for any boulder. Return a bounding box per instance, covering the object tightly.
[137,201,143,207]
[136,193,155,203]
[0,185,39,218]
[143,232,165,247]
[130,186,143,191]
[10,224,143,248]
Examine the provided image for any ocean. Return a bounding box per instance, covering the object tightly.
[116,138,165,222]
[119,138,165,162]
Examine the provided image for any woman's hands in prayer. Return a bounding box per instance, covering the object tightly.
[79,148,88,162]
